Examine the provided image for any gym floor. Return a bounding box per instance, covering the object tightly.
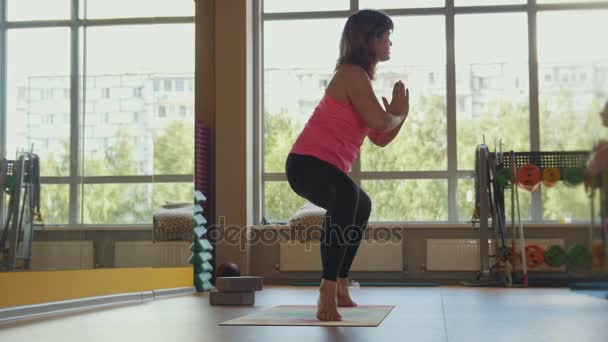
[0,286,606,342]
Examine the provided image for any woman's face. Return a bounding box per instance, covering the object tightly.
[374,30,392,62]
[602,102,608,127]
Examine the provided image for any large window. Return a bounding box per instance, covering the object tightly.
[260,0,608,223]
[538,10,608,221]
[1,0,195,226]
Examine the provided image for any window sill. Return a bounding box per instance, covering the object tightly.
[35,224,153,231]
[256,221,594,230]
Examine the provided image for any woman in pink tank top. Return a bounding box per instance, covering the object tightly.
[285,9,410,322]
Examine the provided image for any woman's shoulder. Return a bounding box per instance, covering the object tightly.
[335,63,368,78]
[331,64,372,93]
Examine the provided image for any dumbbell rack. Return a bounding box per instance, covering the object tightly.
[471,145,602,287]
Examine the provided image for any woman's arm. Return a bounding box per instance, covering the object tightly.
[587,143,608,176]
[367,86,410,147]
[368,118,405,147]
[345,65,408,132]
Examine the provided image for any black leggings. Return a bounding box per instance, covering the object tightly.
[285,153,372,281]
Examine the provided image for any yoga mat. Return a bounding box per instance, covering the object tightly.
[572,290,608,300]
[569,282,608,290]
[292,282,439,287]
[219,305,395,327]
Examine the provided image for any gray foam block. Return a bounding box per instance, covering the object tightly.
[209,290,254,306]
[216,276,264,293]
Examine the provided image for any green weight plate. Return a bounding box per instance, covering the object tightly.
[544,245,567,267]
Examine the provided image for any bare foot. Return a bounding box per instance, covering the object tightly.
[337,277,358,307]
[316,279,342,321]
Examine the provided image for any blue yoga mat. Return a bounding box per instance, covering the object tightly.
[569,282,608,290]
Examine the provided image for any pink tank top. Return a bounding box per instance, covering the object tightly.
[290,92,371,173]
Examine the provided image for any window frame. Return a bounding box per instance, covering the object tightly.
[0,0,195,227]
[255,0,608,224]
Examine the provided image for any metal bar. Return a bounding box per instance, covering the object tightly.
[360,171,450,179]
[68,0,79,225]
[528,0,542,221]
[536,2,608,11]
[0,0,6,228]
[263,2,608,21]
[263,6,454,21]
[263,10,353,21]
[263,171,453,182]
[253,0,262,224]
[5,17,194,29]
[0,291,150,323]
[478,145,490,277]
[5,20,72,29]
[447,0,458,223]
[21,155,33,269]
[82,17,194,26]
[7,155,24,269]
[40,175,193,184]
[454,5,528,14]
[351,156,362,187]
[457,170,475,178]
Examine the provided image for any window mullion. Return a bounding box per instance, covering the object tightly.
[68,0,80,225]
[528,0,542,221]
[0,0,6,225]
[447,0,457,222]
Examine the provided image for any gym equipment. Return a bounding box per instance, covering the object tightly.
[568,148,608,291]
[216,276,263,292]
[495,168,512,188]
[567,244,592,267]
[216,262,241,278]
[1,152,43,271]
[525,245,545,269]
[209,290,255,306]
[195,272,213,290]
[544,245,567,267]
[513,153,527,286]
[592,242,605,268]
[470,148,592,288]
[564,167,585,186]
[464,144,513,288]
[210,276,263,306]
[517,164,541,191]
[191,190,213,292]
[542,167,561,188]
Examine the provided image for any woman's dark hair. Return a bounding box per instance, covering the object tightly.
[336,9,394,80]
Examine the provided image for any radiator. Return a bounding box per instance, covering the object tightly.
[426,239,480,271]
[114,241,191,268]
[24,241,95,270]
[279,239,403,271]
[426,238,566,271]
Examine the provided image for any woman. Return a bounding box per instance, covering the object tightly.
[587,101,608,178]
[285,9,409,322]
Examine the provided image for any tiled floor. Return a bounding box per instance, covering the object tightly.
[0,286,607,342]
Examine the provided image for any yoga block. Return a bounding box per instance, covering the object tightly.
[209,290,255,306]
[216,276,264,293]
